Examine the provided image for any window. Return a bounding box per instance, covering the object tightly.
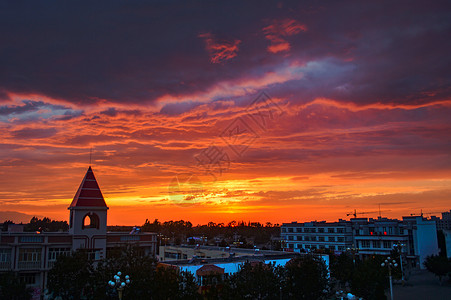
[297,244,303,249]
[20,274,36,285]
[328,228,335,233]
[328,236,335,242]
[318,228,324,233]
[389,227,393,235]
[338,246,345,251]
[165,252,181,259]
[305,245,310,249]
[337,237,344,242]
[383,241,391,249]
[70,211,73,228]
[337,228,344,233]
[329,245,335,250]
[288,228,293,233]
[0,249,11,262]
[304,236,310,241]
[288,236,294,241]
[311,245,317,250]
[311,236,317,241]
[120,235,140,241]
[19,248,41,262]
[296,236,303,241]
[318,237,325,242]
[281,228,286,233]
[48,248,71,261]
[296,228,302,233]
[361,241,370,248]
[373,241,381,248]
[19,236,43,243]
[83,213,100,229]
[399,228,404,235]
[288,244,294,249]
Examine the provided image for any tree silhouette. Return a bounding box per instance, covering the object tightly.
[283,255,329,299]
[222,261,282,299]
[423,254,451,283]
[0,272,32,300]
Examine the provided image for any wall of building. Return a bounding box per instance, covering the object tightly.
[444,230,451,259]
[414,218,439,268]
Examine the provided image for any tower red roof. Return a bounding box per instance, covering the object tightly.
[69,166,107,208]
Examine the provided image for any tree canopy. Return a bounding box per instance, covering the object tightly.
[283,255,330,300]
[222,261,283,299]
[0,272,32,300]
[423,254,451,283]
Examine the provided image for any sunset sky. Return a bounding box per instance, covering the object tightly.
[1,1,451,226]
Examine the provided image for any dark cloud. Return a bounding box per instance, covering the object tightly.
[0,100,46,116]
[0,100,81,122]
[0,1,449,106]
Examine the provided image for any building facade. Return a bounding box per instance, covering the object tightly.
[0,167,157,297]
[430,210,451,231]
[281,216,439,269]
[281,219,354,253]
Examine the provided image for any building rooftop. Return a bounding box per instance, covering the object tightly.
[69,166,107,208]
[163,252,300,266]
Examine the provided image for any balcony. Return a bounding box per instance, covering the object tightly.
[47,261,57,269]
[17,261,41,270]
[0,261,11,270]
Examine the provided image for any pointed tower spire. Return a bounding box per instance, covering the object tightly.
[69,166,107,208]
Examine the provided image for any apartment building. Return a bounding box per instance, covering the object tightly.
[281,220,353,253]
[281,216,439,269]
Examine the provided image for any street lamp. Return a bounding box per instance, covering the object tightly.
[393,243,405,283]
[346,245,359,265]
[108,271,130,300]
[381,257,398,300]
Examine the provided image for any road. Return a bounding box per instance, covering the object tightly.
[391,269,451,300]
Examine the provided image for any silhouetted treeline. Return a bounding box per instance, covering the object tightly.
[1,217,68,232]
[140,219,281,249]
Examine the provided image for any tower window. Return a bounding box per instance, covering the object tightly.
[82,213,100,229]
[70,211,73,228]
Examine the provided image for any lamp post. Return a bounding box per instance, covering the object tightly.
[108,271,130,300]
[346,245,359,265]
[381,257,398,300]
[393,243,405,283]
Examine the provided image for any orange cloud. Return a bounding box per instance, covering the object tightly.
[199,33,241,64]
[2,90,451,225]
[263,19,307,53]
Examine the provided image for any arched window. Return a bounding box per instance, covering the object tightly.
[82,213,100,229]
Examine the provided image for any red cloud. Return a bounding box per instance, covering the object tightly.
[199,33,241,64]
[263,19,307,53]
